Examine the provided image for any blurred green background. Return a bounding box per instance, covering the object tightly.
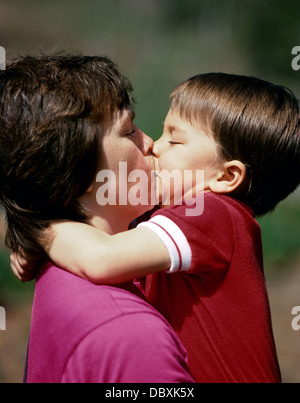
[0,0,299,383]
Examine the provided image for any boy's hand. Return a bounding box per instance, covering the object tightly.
[10,248,40,282]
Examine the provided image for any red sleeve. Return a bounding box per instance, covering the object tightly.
[138,193,234,276]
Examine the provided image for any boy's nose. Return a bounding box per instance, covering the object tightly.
[153,138,162,157]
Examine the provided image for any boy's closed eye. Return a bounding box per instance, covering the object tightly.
[168,140,183,145]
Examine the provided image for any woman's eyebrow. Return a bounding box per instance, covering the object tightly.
[119,110,136,133]
[129,110,136,121]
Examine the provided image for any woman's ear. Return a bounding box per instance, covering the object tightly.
[86,183,94,193]
[209,160,246,194]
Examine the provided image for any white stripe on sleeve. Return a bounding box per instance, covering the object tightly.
[137,215,192,273]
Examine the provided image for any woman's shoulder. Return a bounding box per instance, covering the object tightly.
[35,263,169,326]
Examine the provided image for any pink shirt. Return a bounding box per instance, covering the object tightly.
[26,264,194,383]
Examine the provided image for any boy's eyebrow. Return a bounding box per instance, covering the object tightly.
[162,121,185,134]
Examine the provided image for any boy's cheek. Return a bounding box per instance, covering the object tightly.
[158,169,185,207]
[158,153,178,172]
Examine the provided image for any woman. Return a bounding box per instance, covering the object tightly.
[0,55,194,383]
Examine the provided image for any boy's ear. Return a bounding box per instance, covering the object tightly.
[209,160,246,194]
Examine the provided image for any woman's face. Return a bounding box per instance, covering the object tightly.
[100,108,154,179]
[93,108,155,222]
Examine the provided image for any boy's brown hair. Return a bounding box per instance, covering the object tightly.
[0,54,133,258]
[170,73,300,216]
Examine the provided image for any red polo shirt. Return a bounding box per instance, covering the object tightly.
[139,193,281,383]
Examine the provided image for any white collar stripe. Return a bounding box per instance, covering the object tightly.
[138,215,192,273]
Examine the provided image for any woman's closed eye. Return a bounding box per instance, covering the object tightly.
[125,128,137,137]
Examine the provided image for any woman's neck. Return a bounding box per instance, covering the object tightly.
[87,213,131,235]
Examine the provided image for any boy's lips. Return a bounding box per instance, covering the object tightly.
[153,157,161,176]
[153,157,162,203]
[145,155,155,172]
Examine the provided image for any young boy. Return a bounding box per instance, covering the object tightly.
[14,73,300,383]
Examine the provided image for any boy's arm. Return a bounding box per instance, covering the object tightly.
[43,222,171,284]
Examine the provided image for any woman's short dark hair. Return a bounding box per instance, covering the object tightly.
[0,54,134,258]
[170,73,300,216]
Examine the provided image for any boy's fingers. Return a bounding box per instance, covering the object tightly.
[10,253,25,278]
[10,250,36,282]
[10,259,22,281]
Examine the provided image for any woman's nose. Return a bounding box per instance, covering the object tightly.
[141,132,154,156]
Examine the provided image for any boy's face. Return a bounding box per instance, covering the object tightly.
[153,108,224,205]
